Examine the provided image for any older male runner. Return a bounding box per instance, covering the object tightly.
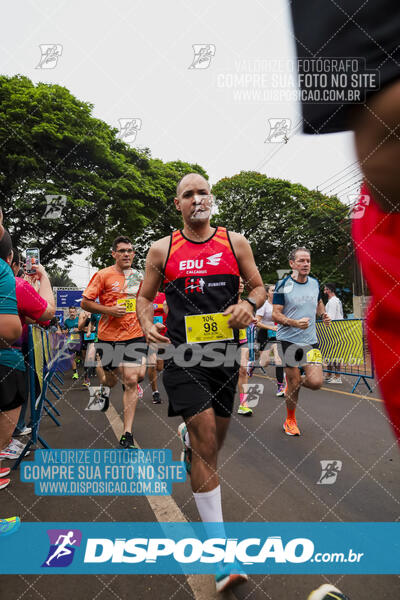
[81,236,146,449]
[137,173,265,593]
[272,247,330,436]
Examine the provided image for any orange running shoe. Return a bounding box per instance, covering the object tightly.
[283,418,300,436]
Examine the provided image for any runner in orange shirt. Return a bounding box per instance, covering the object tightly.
[81,236,147,449]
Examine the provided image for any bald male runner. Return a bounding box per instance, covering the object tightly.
[137,173,265,593]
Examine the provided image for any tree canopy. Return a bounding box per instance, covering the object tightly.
[212,171,352,307]
[0,77,353,311]
[0,75,206,268]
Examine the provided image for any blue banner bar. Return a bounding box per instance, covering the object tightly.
[0,522,399,574]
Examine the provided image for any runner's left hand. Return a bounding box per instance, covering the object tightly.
[322,312,331,326]
[224,302,253,329]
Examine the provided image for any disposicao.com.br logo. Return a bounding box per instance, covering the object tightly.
[0,522,383,575]
[83,535,314,565]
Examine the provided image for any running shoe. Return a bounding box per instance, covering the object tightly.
[0,516,20,536]
[330,377,342,384]
[72,371,79,380]
[119,432,137,449]
[83,378,90,387]
[283,418,301,436]
[307,583,350,600]
[215,562,248,593]
[0,479,10,491]
[137,383,143,398]
[237,404,253,416]
[0,440,30,460]
[246,361,255,377]
[276,383,285,397]
[152,391,161,404]
[0,467,11,478]
[177,422,192,474]
[14,426,32,436]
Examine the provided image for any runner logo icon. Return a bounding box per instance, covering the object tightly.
[317,460,343,485]
[42,529,82,567]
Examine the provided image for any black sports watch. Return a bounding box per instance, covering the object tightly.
[243,297,257,315]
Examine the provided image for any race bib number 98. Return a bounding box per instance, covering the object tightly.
[185,313,234,344]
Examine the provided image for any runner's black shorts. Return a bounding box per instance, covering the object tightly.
[278,341,321,368]
[0,365,28,412]
[96,337,147,370]
[290,0,400,133]
[163,357,240,419]
[257,329,277,351]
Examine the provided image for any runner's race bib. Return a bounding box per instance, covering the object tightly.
[239,328,247,343]
[84,332,96,341]
[185,313,234,344]
[306,348,322,364]
[117,298,136,313]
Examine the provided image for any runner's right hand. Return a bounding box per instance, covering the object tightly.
[296,317,310,329]
[107,304,127,318]
[145,322,170,344]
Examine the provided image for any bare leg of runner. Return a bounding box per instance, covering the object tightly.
[283,366,302,436]
[186,408,219,493]
[119,364,141,435]
[238,347,252,416]
[0,407,21,450]
[302,363,323,391]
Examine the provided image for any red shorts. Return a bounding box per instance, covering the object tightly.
[352,183,400,441]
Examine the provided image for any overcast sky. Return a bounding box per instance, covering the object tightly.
[3,0,360,287]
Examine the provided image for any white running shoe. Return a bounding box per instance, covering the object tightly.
[14,426,32,436]
[307,583,350,599]
[0,441,30,460]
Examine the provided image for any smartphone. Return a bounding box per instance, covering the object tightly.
[25,248,40,275]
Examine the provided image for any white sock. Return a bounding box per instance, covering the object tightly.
[193,485,226,538]
[184,431,191,448]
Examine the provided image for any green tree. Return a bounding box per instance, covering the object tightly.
[47,266,77,288]
[0,75,207,270]
[212,171,352,307]
[90,159,208,269]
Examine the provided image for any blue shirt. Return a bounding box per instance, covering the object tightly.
[0,261,25,371]
[64,317,79,332]
[273,275,321,345]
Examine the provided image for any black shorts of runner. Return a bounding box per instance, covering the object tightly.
[163,360,240,420]
[257,329,277,351]
[96,337,147,371]
[0,365,27,412]
[278,341,320,368]
[290,0,400,133]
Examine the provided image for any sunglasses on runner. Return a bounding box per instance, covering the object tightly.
[115,249,134,254]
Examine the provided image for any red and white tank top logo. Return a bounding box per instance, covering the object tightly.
[185,277,205,294]
[179,252,223,271]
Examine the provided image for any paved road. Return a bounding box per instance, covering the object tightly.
[1,367,399,600]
